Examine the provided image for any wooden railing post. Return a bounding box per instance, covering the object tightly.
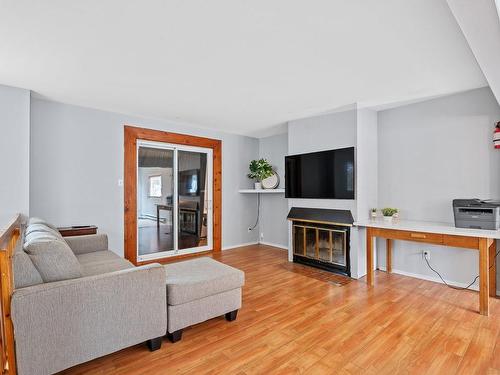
[0,215,21,375]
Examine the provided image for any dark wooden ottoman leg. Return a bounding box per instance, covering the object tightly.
[147,337,163,351]
[225,309,238,322]
[167,329,183,343]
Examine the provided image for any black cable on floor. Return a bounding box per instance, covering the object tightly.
[248,193,260,231]
[424,248,500,290]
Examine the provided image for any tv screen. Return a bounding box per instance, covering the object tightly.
[285,147,355,199]
[179,169,199,196]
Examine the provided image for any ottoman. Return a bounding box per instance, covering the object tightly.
[164,257,245,342]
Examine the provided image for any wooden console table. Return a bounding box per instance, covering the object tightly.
[356,219,499,316]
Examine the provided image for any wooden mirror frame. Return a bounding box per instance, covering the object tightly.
[124,125,222,265]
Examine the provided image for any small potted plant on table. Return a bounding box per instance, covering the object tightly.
[247,159,273,189]
[382,208,398,222]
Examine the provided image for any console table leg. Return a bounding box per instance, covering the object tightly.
[489,240,496,298]
[367,228,374,286]
[479,238,489,316]
[386,239,392,273]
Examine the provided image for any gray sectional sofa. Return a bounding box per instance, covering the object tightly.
[11,218,244,375]
[12,219,167,375]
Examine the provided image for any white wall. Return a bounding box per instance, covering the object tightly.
[354,108,379,278]
[258,133,288,248]
[377,87,500,290]
[0,84,30,217]
[29,98,259,255]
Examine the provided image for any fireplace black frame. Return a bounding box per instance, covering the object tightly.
[292,222,351,277]
[288,207,354,277]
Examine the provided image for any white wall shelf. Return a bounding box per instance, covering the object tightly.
[239,189,285,194]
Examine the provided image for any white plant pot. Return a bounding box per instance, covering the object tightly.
[370,211,377,219]
[383,216,393,222]
[254,182,262,190]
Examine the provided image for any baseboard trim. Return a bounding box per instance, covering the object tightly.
[377,266,484,292]
[258,241,288,250]
[222,241,258,251]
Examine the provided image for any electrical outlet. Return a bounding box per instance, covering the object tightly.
[422,250,431,261]
[260,232,264,240]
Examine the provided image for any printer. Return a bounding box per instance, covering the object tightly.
[453,199,500,230]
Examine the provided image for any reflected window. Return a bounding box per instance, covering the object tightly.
[149,175,162,197]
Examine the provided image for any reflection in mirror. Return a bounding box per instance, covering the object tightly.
[177,151,208,250]
[137,146,174,255]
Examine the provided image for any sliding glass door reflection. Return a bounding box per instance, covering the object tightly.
[177,151,209,250]
[137,146,174,255]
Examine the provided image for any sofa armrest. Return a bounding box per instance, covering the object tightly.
[11,264,167,375]
[64,233,108,254]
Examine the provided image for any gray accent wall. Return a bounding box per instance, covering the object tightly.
[258,133,288,248]
[377,87,500,291]
[0,84,30,217]
[287,108,358,218]
[29,98,259,255]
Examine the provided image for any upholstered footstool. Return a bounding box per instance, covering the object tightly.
[164,257,245,342]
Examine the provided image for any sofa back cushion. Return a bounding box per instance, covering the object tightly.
[27,217,59,231]
[24,229,82,283]
[25,223,63,239]
[12,232,43,289]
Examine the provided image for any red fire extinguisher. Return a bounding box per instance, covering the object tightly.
[495,121,500,149]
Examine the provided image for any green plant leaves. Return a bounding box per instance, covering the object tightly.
[247,158,274,181]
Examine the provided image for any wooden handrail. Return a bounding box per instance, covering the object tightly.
[0,215,20,249]
[0,214,20,375]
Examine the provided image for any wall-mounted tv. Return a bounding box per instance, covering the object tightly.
[178,169,199,196]
[285,147,355,199]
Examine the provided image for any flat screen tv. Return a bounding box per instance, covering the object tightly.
[285,147,355,199]
[178,169,199,196]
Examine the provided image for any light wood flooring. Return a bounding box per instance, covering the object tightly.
[60,244,500,374]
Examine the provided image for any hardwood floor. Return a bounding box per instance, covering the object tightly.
[138,223,206,255]
[60,244,500,375]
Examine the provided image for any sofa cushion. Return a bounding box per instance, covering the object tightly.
[24,232,82,283]
[25,223,63,239]
[164,257,245,306]
[77,251,134,276]
[28,217,58,231]
[12,236,43,289]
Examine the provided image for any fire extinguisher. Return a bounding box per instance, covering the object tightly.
[495,121,500,149]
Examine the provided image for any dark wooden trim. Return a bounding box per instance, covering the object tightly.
[58,226,97,237]
[124,125,222,265]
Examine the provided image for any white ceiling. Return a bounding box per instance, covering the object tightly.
[447,0,500,107]
[0,0,488,137]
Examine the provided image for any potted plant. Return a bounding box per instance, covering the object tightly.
[247,159,273,189]
[382,207,398,222]
[370,208,377,219]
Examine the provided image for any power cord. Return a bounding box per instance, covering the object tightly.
[248,193,260,231]
[424,248,500,290]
